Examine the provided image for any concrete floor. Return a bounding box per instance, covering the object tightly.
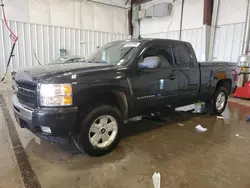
[1,84,250,188]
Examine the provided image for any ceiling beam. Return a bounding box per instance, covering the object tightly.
[203,0,214,26]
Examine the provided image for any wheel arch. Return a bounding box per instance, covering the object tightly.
[215,79,232,95]
[74,89,129,133]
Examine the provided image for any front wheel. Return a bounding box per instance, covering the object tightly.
[206,87,228,115]
[76,105,122,156]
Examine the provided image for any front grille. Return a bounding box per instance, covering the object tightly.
[15,82,37,109]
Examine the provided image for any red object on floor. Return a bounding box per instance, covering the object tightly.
[232,80,250,99]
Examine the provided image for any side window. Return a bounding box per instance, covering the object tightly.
[66,59,73,63]
[72,58,85,63]
[72,58,79,63]
[171,43,192,67]
[141,44,174,68]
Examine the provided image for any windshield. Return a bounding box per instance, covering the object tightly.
[86,41,141,65]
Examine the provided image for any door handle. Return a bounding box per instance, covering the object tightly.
[169,74,177,80]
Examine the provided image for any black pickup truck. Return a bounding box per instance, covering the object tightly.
[12,39,237,156]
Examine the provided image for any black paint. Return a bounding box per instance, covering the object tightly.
[12,39,238,141]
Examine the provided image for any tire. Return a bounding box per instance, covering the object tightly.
[206,87,228,115]
[77,105,122,156]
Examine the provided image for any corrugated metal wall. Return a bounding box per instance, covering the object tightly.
[212,22,245,62]
[0,20,130,77]
[141,23,245,63]
[1,20,244,80]
[141,28,204,61]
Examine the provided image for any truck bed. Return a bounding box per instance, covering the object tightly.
[199,61,237,67]
[198,61,238,100]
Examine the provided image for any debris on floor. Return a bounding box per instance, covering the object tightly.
[193,102,206,113]
[195,125,208,133]
[235,134,245,139]
[217,116,225,119]
[247,116,250,121]
[177,123,184,127]
[152,172,161,188]
[34,136,41,145]
[221,108,231,121]
[194,103,201,113]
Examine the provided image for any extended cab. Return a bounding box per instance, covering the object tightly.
[12,39,237,156]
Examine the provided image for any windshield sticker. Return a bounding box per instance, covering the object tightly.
[124,42,140,48]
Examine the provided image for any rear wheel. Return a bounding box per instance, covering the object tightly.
[76,105,122,156]
[206,87,228,115]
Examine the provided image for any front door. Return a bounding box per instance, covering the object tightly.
[130,42,179,113]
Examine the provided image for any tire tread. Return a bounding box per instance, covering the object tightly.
[77,105,122,156]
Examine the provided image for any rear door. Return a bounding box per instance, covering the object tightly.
[171,42,200,105]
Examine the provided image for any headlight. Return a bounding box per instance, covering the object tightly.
[40,84,72,107]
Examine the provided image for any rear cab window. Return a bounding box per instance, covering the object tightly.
[171,43,193,67]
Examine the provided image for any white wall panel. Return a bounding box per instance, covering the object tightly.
[212,23,245,62]
[140,0,204,35]
[210,0,247,63]
[81,1,95,30]
[141,28,204,61]
[0,20,130,78]
[0,0,29,22]
[140,0,248,63]
[93,4,113,33]
[139,0,204,61]
[50,0,76,28]
[217,0,247,25]
[113,8,128,34]
[29,0,50,25]
[0,0,130,80]
[1,0,128,34]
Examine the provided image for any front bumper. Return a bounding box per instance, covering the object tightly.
[13,94,78,139]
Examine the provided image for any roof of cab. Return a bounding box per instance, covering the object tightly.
[117,38,188,44]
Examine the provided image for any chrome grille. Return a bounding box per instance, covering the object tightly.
[15,82,37,109]
[18,87,36,98]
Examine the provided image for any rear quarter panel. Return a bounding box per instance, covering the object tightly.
[199,62,238,101]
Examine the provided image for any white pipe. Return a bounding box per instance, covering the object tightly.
[242,0,250,55]
[208,0,220,61]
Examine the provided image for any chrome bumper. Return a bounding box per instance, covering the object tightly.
[13,94,78,139]
[13,94,33,121]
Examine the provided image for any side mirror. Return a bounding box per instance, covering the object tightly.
[139,56,161,69]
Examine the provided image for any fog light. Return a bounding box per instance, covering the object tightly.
[40,126,51,134]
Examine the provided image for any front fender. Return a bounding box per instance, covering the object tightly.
[72,80,133,110]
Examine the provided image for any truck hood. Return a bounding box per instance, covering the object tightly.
[14,62,113,83]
